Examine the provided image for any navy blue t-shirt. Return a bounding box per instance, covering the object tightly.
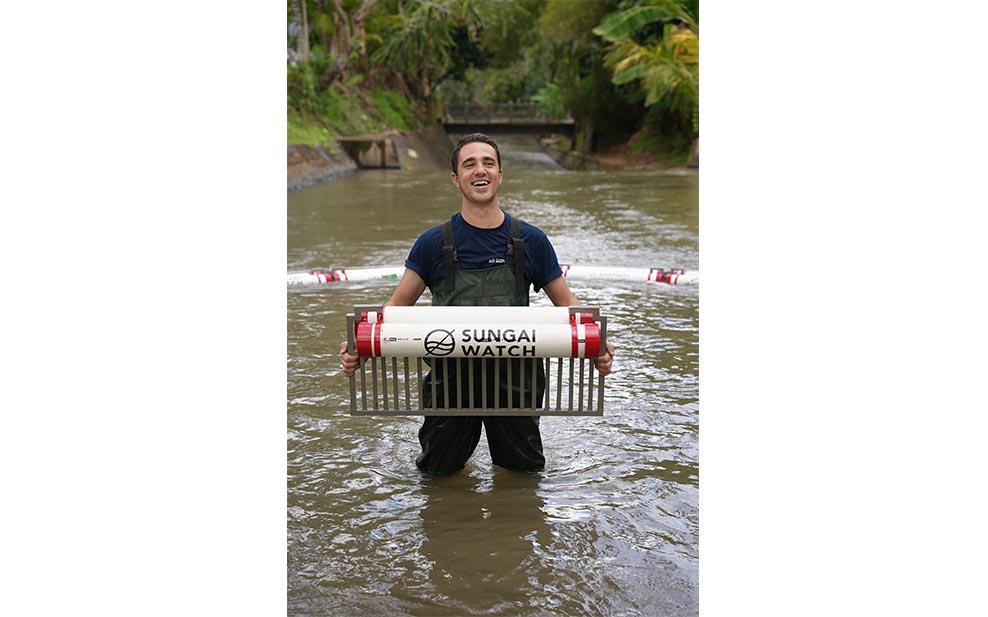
[405,212,563,293]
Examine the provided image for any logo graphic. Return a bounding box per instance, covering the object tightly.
[424,328,456,356]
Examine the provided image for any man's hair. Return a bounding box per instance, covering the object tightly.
[450,133,501,174]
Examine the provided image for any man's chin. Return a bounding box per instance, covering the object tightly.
[462,189,497,204]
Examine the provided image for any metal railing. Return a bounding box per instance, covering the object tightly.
[444,102,573,125]
[346,305,606,416]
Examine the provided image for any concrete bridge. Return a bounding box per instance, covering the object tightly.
[443,102,575,137]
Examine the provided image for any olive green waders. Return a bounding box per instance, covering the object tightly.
[415,217,547,474]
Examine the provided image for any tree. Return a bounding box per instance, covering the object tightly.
[290,0,310,62]
[323,0,379,88]
[371,0,483,122]
[593,0,699,138]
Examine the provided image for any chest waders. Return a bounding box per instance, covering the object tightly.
[415,215,548,475]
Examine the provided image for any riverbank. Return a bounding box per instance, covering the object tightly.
[288,127,697,192]
[540,134,699,171]
[287,143,358,192]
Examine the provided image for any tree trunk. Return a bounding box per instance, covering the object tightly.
[292,0,310,62]
[323,0,378,88]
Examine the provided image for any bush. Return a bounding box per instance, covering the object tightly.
[372,88,416,130]
[531,83,565,120]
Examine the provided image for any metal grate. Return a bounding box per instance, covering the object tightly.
[346,305,607,416]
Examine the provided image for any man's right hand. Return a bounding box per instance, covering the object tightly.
[339,340,360,377]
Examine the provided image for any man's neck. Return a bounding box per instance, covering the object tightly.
[460,200,504,229]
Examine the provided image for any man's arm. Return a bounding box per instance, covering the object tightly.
[542,276,615,376]
[340,269,426,376]
[384,268,427,307]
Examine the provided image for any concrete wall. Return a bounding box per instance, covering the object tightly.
[289,123,454,191]
[287,144,357,192]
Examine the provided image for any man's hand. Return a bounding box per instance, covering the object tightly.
[595,342,615,376]
[339,340,360,377]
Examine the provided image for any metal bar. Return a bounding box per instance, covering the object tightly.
[556,356,563,412]
[518,358,525,411]
[403,357,411,411]
[597,316,607,414]
[482,358,488,409]
[371,357,379,411]
[531,359,537,413]
[494,360,500,409]
[456,358,463,410]
[381,355,389,410]
[430,360,437,412]
[392,357,399,410]
[544,357,551,410]
[347,314,357,414]
[468,359,475,409]
[588,360,594,411]
[359,359,367,412]
[507,359,513,410]
[568,358,574,413]
[442,358,449,410]
[416,358,423,411]
[578,358,585,413]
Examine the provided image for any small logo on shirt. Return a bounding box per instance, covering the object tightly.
[488,257,506,264]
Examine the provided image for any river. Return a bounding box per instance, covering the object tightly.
[287,135,699,615]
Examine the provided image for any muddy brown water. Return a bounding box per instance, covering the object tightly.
[288,136,699,615]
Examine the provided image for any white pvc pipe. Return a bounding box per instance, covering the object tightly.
[651,271,700,285]
[333,267,403,281]
[290,264,698,285]
[370,323,594,358]
[287,271,333,285]
[383,305,574,324]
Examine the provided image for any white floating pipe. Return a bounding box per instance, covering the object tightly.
[287,267,403,286]
[356,321,600,359]
[382,306,588,325]
[290,264,698,286]
[559,264,699,285]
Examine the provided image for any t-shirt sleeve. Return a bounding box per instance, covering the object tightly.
[525,226,563,292]
[404,226,442,287]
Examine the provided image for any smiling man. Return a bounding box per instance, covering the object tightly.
[340,133,614,475]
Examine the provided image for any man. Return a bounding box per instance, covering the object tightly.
[340,133,615,475]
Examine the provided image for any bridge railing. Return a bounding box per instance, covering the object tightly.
[444,102,573,125]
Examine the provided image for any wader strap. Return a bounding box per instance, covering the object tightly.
[507,215,528,300]
[440,217,458,295]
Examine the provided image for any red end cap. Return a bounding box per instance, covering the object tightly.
[584,324,601,359]
[356,322,373,357]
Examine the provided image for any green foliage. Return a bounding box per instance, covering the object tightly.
[287,113,336,145]
[371,0,484,99]
[371,88,416,130]
[539,0,617,46]
[532,83,566,121]
[593,0,698,138]
[480,0,543,68]
[479,66,529,103]
[286,0,699,161]
[593,1,694,42]
[287,62,320,115]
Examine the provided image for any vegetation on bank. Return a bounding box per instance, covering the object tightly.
[287,0,698,165]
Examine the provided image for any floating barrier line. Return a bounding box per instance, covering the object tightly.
[289,264,698,286]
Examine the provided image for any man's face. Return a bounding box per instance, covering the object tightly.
[451,142,503,205]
